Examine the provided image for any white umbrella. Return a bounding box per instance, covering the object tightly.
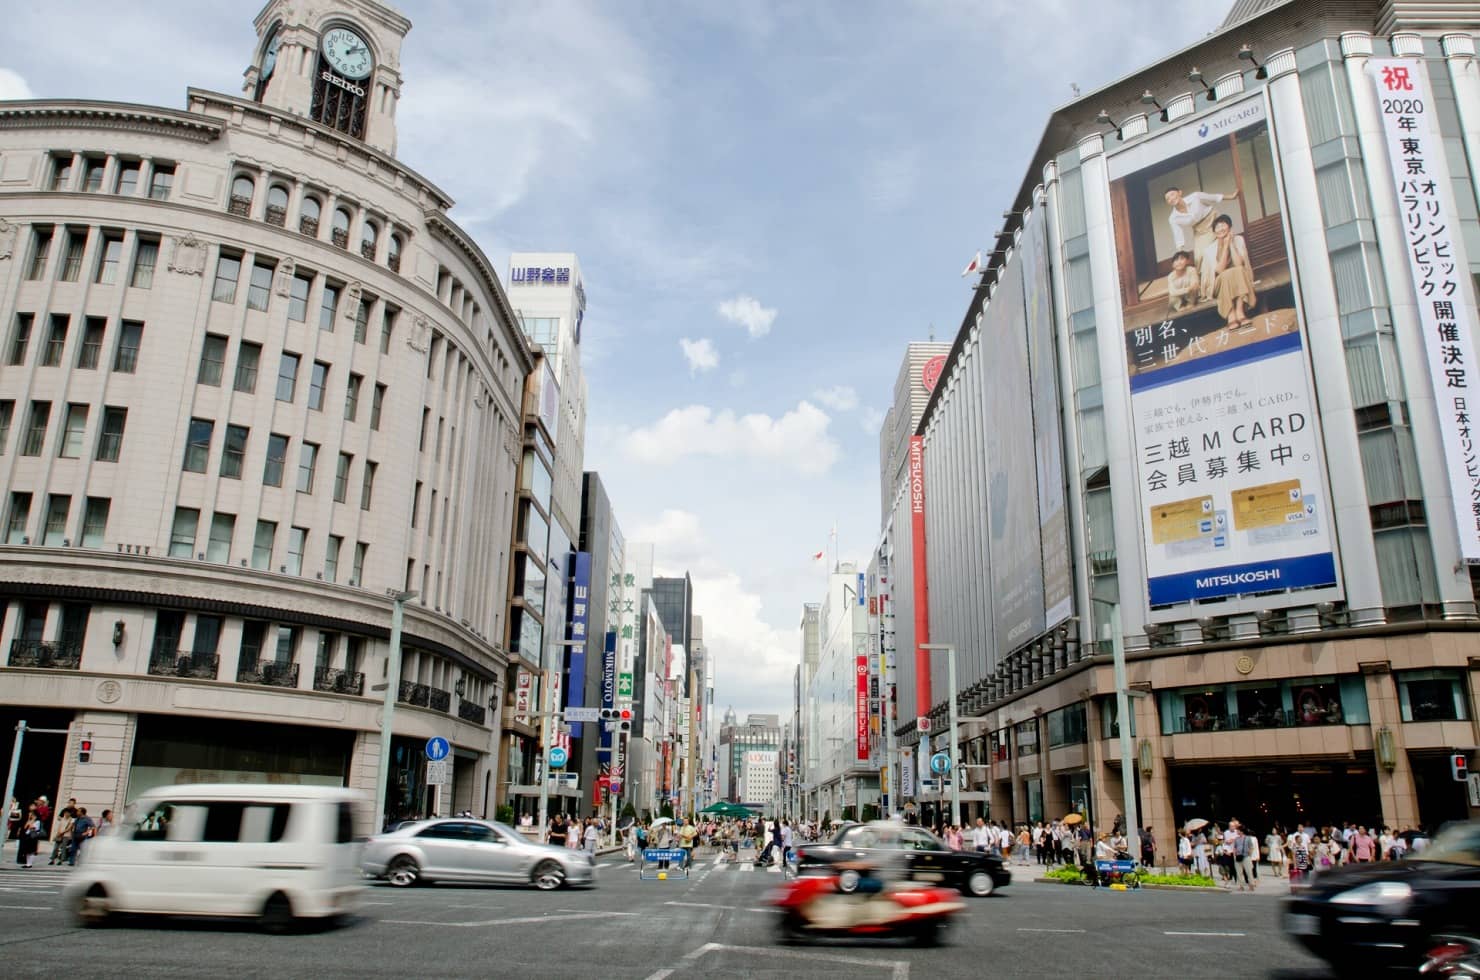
[1185,817,1209,832]
[650,817,673,827]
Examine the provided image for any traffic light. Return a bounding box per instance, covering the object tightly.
[600,708,618,721]
[618,708,632,733]
[78,738,93,764]
[1452,752,1469,782]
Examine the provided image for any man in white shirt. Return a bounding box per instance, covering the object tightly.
[971,818,992,853]
[1165,187,1239,283]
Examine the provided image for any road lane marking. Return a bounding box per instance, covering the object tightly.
[644,942,909,980]
[1017,928,1086,933]
[1164,931,1247,937]
[383,910,639,928]
[0,904,52,910]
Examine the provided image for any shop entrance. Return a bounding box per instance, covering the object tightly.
[0,707,74,828]
[1169,758,1381,834]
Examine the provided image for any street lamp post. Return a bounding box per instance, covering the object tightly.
[374,590,417,830]
[1092,599,1141,864]
[920,643,960,827]
[536,638,583,843]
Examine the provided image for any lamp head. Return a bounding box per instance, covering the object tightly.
[1095,109,1114,126]
[1237,43,1256,62]
[1187,66,1204,84]
[1140,89,1161,107]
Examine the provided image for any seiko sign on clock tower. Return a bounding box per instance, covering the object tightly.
[242,0,409,155]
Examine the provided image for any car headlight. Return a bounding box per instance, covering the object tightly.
[1329,881,1413,907]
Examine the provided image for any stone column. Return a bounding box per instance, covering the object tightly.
[1362,664,1420,829]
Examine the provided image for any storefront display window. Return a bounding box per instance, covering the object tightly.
[1398,670,1469,722]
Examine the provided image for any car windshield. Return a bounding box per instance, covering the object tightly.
[1415,822,1480,866]
[837,823,906,850]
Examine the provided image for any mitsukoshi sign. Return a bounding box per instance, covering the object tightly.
[1106,95,1339,609]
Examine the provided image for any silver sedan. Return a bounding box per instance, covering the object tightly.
[361,819,596,890]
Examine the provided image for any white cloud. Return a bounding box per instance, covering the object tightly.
[860,407,885,435]
[625,400,839,475]
[0,68,34,100]
[812,385,859,412]
[678,337,719,375]
[717,295,777,338]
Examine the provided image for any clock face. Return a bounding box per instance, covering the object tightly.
[322,27,372,80]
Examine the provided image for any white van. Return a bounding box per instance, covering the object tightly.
[65,784,364,931]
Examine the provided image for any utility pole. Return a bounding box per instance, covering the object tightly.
[374,590,417,831]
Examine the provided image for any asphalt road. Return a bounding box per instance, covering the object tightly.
[0,855,1335,978]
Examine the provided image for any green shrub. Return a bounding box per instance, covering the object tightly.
[1140,872,1219,887]
[1044,866,1084,882]
[495,805,515,825]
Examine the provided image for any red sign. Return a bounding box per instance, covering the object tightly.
[855,656,870,761]
[909,436,931,717]
[921,355,947,393]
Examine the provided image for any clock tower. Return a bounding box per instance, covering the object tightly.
[242,0,410,156]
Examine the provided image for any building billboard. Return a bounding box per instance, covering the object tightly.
[567,551,591,738]
[908,435,931,717]
[855,655,870,761]
[1107,96,1339,608]
[1368,59,1480,563]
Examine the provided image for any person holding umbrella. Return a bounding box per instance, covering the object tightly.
[1186,818,1212,876]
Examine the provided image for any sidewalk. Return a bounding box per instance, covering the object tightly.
[1017,859,1295,896]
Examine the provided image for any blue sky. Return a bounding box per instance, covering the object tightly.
[1,0,1229,720]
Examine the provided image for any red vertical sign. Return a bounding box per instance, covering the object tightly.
[855,655,870,761]
[909,435,932,718]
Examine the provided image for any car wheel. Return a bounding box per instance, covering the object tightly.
[259,892,296,935]
[532,860,566,891]
[837,869,862,894]
[965,870,995,897]
[387,855,420,888]
[914,919,944,947]
[777,911,807,943]
[74,884,111,927]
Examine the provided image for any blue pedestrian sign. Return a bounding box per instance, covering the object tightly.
[425,736,450,761]
[929,751,951,775]
[548,746,568,769]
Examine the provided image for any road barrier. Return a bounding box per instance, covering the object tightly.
[639,847,690,880]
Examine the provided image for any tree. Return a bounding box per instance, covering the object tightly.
[495,805,514,825]
[621,801,637,821]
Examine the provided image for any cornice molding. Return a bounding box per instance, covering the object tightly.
[424,209,537,371]
[0,101,222,143]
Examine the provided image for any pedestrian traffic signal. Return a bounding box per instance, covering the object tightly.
[78,738,92,764]
[1452,752,1469,782]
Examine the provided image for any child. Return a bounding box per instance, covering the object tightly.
[1166,249,1199,312]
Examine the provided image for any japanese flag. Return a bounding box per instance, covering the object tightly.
[812,551,825,561]
[960,251,983,278]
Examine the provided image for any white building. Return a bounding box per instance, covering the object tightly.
[739,749,779,809]
[0,0,533,832]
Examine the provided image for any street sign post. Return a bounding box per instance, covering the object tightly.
[916,715,931,734]
[425,737,450,761]
[548,746,568,769]
[426,759,449,784]
[929,751,951,775]
[564,706,600,724]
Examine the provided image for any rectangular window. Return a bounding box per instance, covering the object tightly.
[316,631,337,670]
[360,461,376,510]
[50,155,73,190]
[77,318,104,369]
[0,400,12,455]
[1398,670,1470,722]
[220,424,248,479]
[82,158,105,192]
[95,407,126,461]
[182,418,213,473]
[263,433,289,487]
[334,452,352,502]
[21,401,51,456]
[246,261,274,311]
[94,234,123,284]
[197,334,227,385]
[325,535,342,582]
[380,307,396,353]
[251,520,276,570]
[234,341,261,393]
[59,230,86,281]
[113,321,142,373]
[148,164,174,200]
[25,228,52,280]
[344,373,362,421]
[40,315,67,367]
[353,298,371,344]
[207,512,234,563]
[319,282,340,331]
[9,313,32,365]
[274,625,297,663]
[307,361,328,410]
[212,253,241,303]
[59,404,88,458]
[192,616,222,656]
[129,237,159,288]
[239,618,266,666]
[5,492,31,543]
[276,352,299,401]
[115,162,140,196]
[168,506,199,558]
[288,272,312,322]
[419,407,429,451]
[411,481,422,528]
[286,527,307,575]
[42,494,69,546]
[352,542,367,585]
[435,418,444,461]
[370,383,386,430]
[297,442,318,493]
[81,497,109,548]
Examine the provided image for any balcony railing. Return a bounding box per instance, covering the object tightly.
[264,205,287,227]
[148,649,220,680]
[331,228,349,249]
[314,665,364,696]
[237,659,300,688]
[399,680,430,707]
[429,686,451,713]
[299,216,319,237]
[227,196,252,217]
[457,700,488,726]
[360,240,377,260]
[387,252,401,273]
[1166,708,1350,735]
[8,639,81,670]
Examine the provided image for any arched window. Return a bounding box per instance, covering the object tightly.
[265,184,290,227]
[254,23,282,102]
[299,195,322,237]
[332,207,352,248]
[228,175,255,217]
[360,220,379,260]
[387,233,403,273]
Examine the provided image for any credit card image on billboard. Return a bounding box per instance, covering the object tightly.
[1150,494,1216,545]
[1232,478,1305,530]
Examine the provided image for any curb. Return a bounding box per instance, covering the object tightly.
[1033,877,1226,894]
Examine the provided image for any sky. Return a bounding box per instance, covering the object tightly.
[1,0,1230,722]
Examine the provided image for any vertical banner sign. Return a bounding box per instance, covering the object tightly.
[908,435,931,716]
[567,552,592,738]
[1370,59,1480,562]
[598,631,616,771]
[855,655,870,761]
[901,752,916,799]
[513,670,532,724]
[1107,95,1339,608]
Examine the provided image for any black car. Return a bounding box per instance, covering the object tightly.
[1281,821,1480,974]
[794,821,1011,897]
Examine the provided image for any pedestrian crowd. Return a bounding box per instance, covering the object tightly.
[6,795,115,869]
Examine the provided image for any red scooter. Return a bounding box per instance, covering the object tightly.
[772,871,965,946]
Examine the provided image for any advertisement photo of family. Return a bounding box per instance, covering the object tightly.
[1109,116,1297,380]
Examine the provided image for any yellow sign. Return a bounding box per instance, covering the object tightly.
[1232,479,1304,530]
[1149,494,1214,545]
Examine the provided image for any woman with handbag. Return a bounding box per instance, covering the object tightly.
[15,807,42,868]
[48,806,75,865]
